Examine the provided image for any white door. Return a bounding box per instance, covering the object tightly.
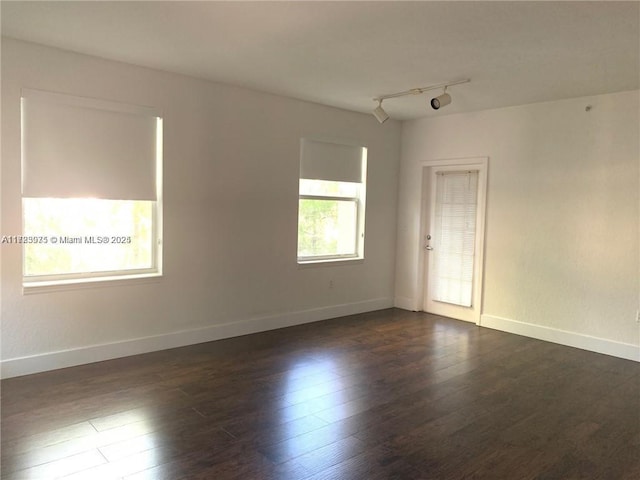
[423,164,486,323]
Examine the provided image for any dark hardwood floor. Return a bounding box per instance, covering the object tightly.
[1,308,639,479]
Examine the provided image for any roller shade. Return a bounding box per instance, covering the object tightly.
[21,89,160,200]
[300,139,364,183]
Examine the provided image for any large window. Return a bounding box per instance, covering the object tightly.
[297,139,366,263]
[20,89,162,286]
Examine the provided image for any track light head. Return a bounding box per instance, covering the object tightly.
[430,92,451,110]
[373,101,389,124]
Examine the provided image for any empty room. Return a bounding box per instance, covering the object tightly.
[1,2,638,479]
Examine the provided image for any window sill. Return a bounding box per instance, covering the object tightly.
[297,257,364,268]
[23,272,163,295]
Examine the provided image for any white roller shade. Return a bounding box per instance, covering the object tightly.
[21,89,160,200]
[300,139,364,183]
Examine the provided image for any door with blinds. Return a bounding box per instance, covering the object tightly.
[423,165,486,323]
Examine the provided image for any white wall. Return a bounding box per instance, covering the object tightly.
[396,90,640,360]
[0,39,401,377]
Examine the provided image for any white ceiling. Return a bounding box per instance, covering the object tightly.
[2,1,638,120]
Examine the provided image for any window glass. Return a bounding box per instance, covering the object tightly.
[297,197,357,257]
[299,179,359,197]
[23,198,155,277]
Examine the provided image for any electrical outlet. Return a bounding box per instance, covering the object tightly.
[636,310,640,324]
[329,279,334,289]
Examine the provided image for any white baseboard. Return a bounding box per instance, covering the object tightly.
[0,297,393,379]
[394,296,419,311]
[480,314,640,362]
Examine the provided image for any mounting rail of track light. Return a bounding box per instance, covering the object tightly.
[372,78,470,123]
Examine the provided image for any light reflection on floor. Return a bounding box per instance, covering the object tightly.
[13,410,159,479]
[281,357,344,450]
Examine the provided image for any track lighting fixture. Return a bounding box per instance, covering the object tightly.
[372,78,470,122]
[373,100,389,124]
[430,88,451,110]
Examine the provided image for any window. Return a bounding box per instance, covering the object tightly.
[20,89,162,286]
[297,139,367,263]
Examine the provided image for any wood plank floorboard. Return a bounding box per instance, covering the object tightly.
[2,308,639,479]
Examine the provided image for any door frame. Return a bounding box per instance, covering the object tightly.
[417,157,488,324]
